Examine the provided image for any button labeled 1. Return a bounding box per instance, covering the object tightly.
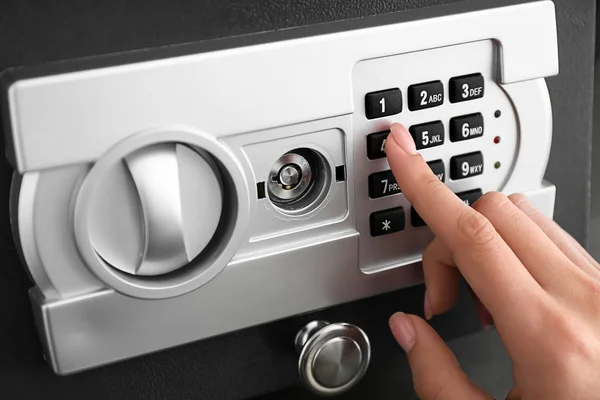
[370,207,405,237]
[410,121,445,150]
[365,89,402,120]
[450,151,484,180]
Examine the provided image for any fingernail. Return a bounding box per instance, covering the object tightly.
[476,304,495,330]
[390,123,417,155]
[389,312,416,353]
[480,310,495,331]
[424,291,433,320]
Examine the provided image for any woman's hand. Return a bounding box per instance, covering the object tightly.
[385,123,600,400]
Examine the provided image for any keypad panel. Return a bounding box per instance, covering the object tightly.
[353,40,519,273]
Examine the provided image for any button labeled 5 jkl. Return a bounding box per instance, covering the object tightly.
[450,151,484,180]
[409,121,445,150]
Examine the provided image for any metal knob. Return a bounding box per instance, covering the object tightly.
[295,321,371,397]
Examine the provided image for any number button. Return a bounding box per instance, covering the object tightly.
[408,81,444,111]
[366,130,390,160]
[365,88,402,119]
[370,207,405,237]
[368,170,401,199]
[450,113,484,142]
[427,160,445,182]
[449,73,484,103]
[411,207,426,227]
[409,121,445,150]
[456,188,483,206]
[450,151,484,180]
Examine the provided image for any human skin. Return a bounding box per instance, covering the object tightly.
[385,123,600,400]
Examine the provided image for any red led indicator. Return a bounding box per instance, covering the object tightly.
[494,136,501,144]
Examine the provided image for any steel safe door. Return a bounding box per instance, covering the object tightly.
[0,0,595,399]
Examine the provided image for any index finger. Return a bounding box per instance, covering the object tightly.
[385,123,544,318]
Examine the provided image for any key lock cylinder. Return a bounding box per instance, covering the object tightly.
[267,148,331,214]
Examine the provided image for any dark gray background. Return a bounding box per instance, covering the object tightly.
[0,0,596,399]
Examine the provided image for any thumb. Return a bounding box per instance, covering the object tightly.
[389,312,493,400]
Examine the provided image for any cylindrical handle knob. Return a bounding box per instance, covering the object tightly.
[295,320,371,397]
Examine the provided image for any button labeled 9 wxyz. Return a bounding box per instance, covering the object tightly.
[450,151,484,180]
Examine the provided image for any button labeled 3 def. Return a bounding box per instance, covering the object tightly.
[370,207,405,237]
[449,73,484,103]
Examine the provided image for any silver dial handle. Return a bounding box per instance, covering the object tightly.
[88,142,223,276]
[295,320,371,397]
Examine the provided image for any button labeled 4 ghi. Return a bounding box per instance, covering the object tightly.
[450,151,484,180]
[409,121,445,150]
[368,170,400,199]
[366,130,390,160]
[370,207,405,237]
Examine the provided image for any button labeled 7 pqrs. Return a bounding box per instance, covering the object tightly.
[368,170,400,199]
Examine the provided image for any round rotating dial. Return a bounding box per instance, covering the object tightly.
[86,142,223,276]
